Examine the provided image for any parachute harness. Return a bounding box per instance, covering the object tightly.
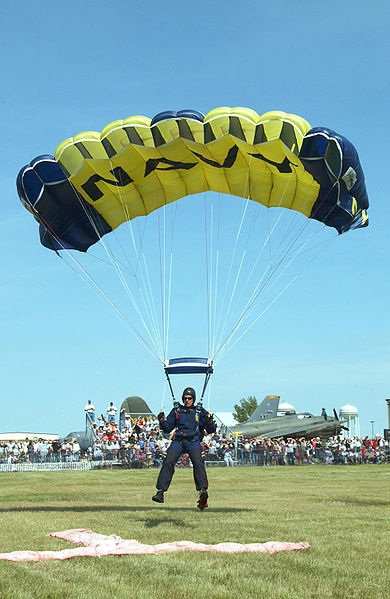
[174,404,202,437]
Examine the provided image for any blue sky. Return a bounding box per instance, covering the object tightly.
[1,0,389,438]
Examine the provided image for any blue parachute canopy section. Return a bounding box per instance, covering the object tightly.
[164,357,214,375]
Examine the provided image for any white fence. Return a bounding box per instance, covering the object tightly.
[0,461,92,472]
[0,460,234,473]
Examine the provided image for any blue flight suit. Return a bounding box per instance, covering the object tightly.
[156,403,217,492]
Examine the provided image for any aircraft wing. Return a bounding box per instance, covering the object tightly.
[229,417,347,439]
[254,418,348,439]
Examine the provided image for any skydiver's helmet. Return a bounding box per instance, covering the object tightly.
[182,387,196,404]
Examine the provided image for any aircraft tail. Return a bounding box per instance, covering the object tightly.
[247,396,280,422]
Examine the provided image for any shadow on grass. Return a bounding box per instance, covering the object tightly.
[142,518,186,528]
[337,497,390,507]
[0,505,254,513]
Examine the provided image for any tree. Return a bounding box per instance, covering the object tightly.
[233,396,259,423]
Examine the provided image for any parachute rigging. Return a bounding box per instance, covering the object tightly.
[17,107,369,389]
[164,357,214,404]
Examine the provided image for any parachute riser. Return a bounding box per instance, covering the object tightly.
[164,368,176,404]
[163,357,214,407]
[199,371,212,404]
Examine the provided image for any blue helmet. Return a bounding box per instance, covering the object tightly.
[182,387,196,402]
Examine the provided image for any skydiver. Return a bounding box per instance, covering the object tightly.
[152,387,217,510]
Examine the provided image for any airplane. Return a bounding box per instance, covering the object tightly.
[221,396,348,439]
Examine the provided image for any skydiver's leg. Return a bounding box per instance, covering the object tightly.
[155,440,183,492]
[186,441,208,491]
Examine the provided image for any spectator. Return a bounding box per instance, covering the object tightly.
[84,400,96,422]
[106,402,118,423]
[98,414,107,426]
[286,439,296,465]
[119,409,126,431]
[71,438,81,462]
[38,439,49,463]
[223,445,235,466]
[1,422,389,469]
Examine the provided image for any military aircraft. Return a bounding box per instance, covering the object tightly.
[222,396,347,439]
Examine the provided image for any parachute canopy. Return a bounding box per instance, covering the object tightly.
[16,107,370,367]
[17,107,369,253]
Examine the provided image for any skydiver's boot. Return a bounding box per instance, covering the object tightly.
[197,489,208,510]
[152,489,164,503]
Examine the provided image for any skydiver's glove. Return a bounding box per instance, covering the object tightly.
[205,412,217,431]
[158,411,165,424]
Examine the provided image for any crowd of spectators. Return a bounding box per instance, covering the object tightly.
[1,412,389,467]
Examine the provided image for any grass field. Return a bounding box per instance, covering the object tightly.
[0,465,388,599]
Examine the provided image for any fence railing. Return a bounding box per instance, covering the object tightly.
[0,461,92,472]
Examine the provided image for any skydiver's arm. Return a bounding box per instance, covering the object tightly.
[159,408,176,433]
[201,408,217,434]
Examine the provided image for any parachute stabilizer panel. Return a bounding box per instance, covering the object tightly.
[164,357,214,375]
[17,107,369,251]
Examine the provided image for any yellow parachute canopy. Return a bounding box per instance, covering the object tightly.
[54,108,316,231]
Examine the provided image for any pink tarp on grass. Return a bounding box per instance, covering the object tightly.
[0,529,310,562]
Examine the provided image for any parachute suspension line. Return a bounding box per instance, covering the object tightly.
[214,246,248,355]
[95,205,164,359]
[33,191,162,360]
[212,235,221,359]
[213,239,304,362]
[164,233,174,360]
[204,193,218,359]
[213,213,335,364]
[211,197,251,356]
[216,234,308,359]
[212,193,275,358]
[123,223,165,360]
[157,200,175,360]
[160,383,170,413]
[210,166,326,363]
[137,252,166,358]
[104,248,164,359]
[214,277,299,363]
[203,195,211,358]
[205,195,218,359]
[111,169,168,360]
[123,219,167,358]
[65,169,166,361]
[53,242,163,362]
[102,162,188,362]
[157,204,166,358]
[227,163,290,321]
[215,227,338,363]
[52,155,340,372]
[204,194,220,356]
[210,153,257,357]
[232,208,287,313]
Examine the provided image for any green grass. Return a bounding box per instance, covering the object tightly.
[0,465,389,598]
